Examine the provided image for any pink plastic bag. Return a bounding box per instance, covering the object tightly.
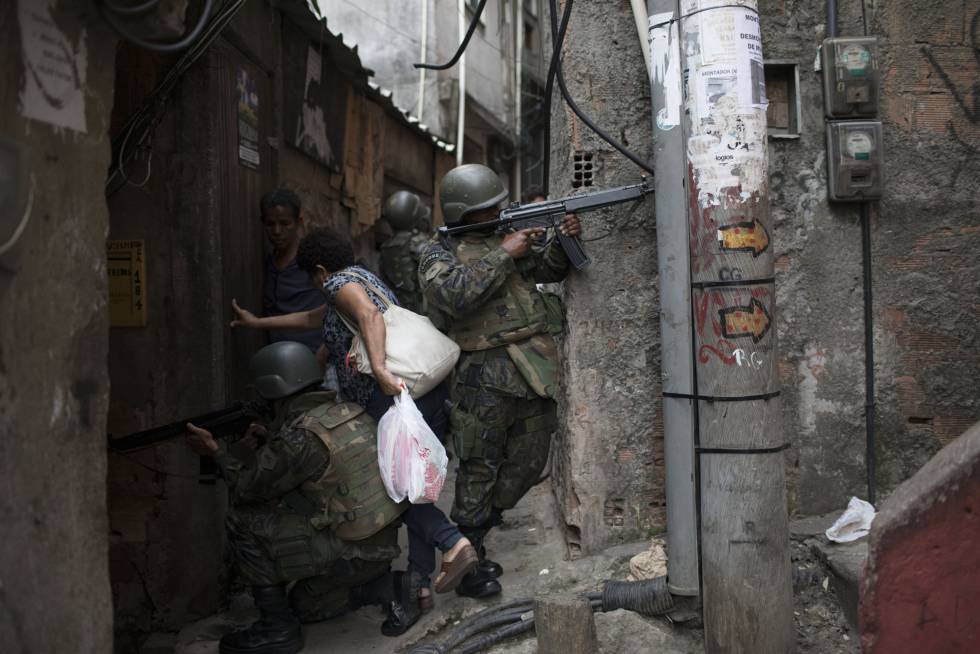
[377,389,448,504]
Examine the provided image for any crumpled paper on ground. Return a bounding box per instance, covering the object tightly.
[627,537,668,581]
[826,497,876,543]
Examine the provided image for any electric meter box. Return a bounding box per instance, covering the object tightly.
[826,121,883,201]
[821,37,879,117]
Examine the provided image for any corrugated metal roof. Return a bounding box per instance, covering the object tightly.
[276,0,455,153]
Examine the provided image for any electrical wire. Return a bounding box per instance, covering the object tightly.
[105,0,246,197]
[541,0,573,196]
[414,0,488,70]
[98,0,215,54]
[547,0,656,177]
[102,0,161,16]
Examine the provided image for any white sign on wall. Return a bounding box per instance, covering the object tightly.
[18,0,88,133]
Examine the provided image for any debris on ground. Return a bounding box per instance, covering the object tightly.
[627,537,668,581]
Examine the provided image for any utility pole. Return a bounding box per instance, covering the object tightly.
[648,1,794,651]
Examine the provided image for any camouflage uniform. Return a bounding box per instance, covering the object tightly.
[215,391,405,619]
[419,232,569,528]
[379,229,429,313]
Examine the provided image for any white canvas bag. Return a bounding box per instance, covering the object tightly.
[335,270,460,398]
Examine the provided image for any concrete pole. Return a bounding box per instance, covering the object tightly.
[677,1,793,650]
[456,0,466,166]
[646,0,699,598]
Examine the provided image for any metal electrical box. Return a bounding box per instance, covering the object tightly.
[821,37,879,117]
[826,121,883,201]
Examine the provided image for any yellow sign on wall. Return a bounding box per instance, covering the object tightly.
[107,240,147,327]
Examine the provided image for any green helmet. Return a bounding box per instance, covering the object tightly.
[439,164,508,226]
[249,342,322,400]
[384,191,422,231]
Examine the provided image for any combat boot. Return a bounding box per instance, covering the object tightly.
[459,524,503,584]
[220,585,303,654]
[381,570,424,637]
[349,571,395,609]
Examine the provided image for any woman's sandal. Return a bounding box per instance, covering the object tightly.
[433,543,479,593]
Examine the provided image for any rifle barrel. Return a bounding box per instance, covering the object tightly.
[108,403,249,453]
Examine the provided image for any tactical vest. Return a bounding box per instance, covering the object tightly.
[380,231,419,293]
[292,400,406,541]
[450,234,550,351]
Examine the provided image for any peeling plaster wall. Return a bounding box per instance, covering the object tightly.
[550,0,664,557]
[762,0,980,513]
[0,3,115,653]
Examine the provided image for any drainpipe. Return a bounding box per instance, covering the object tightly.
[514,0,523,198]
[456,0,466,166]
[417,0,429,120]
[646,0,698,598]
[630,0,651,78]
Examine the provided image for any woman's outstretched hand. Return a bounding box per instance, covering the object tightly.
[230,298,260,329]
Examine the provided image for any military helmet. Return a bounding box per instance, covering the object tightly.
[384,191,422,231]
[249,341,322,400]
[415,205,433,233]
[439,164,508,226]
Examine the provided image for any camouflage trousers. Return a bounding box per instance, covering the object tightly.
[226,504,399,616]
[449,349,556,528]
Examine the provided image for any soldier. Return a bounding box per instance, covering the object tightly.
[184,342,417,654]
[418,164,581,598]
[378,190,430,314]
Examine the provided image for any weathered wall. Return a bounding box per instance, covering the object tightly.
[761,0,980,514]
[0,2,115,653]
[317,0,517,144]
[551,0,664,557]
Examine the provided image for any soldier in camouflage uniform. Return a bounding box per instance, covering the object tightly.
[418,164,580,598]
[378,191,431,314]
[185,342,416,654]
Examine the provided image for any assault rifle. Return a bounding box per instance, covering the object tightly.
[107,400,269,453]
[437,178,654,270]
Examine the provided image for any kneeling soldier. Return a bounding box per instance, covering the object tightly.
[185,342,411,654]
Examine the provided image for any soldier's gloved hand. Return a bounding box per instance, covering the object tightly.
[501,227,546,259]
[558,213,581,237]
[185,423,219,456]
[240,422,269,450]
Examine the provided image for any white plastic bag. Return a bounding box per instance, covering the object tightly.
[377,389,448,504]
[825,497,876,543]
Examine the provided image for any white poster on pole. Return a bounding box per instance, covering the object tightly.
[694,6,766,118]
[17,0,88,132]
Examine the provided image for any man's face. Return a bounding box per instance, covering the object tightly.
[262,206,302,251]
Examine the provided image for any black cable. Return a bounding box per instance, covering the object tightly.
[98,0,214,54]
[103,0,161,16]
[414,0,488,70]
[542,0,573,196]
[861,203,877,505]
[827,0,838,38]
[547,0,656,176]
[860,0,869,36]
[455,618,535,654]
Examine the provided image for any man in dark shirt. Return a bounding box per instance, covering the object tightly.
[259,188,324,352]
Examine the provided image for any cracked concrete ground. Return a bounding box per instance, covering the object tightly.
[173,473,858,653]
[174,471,703,654]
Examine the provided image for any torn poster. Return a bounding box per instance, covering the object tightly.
[18,0,88,132]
